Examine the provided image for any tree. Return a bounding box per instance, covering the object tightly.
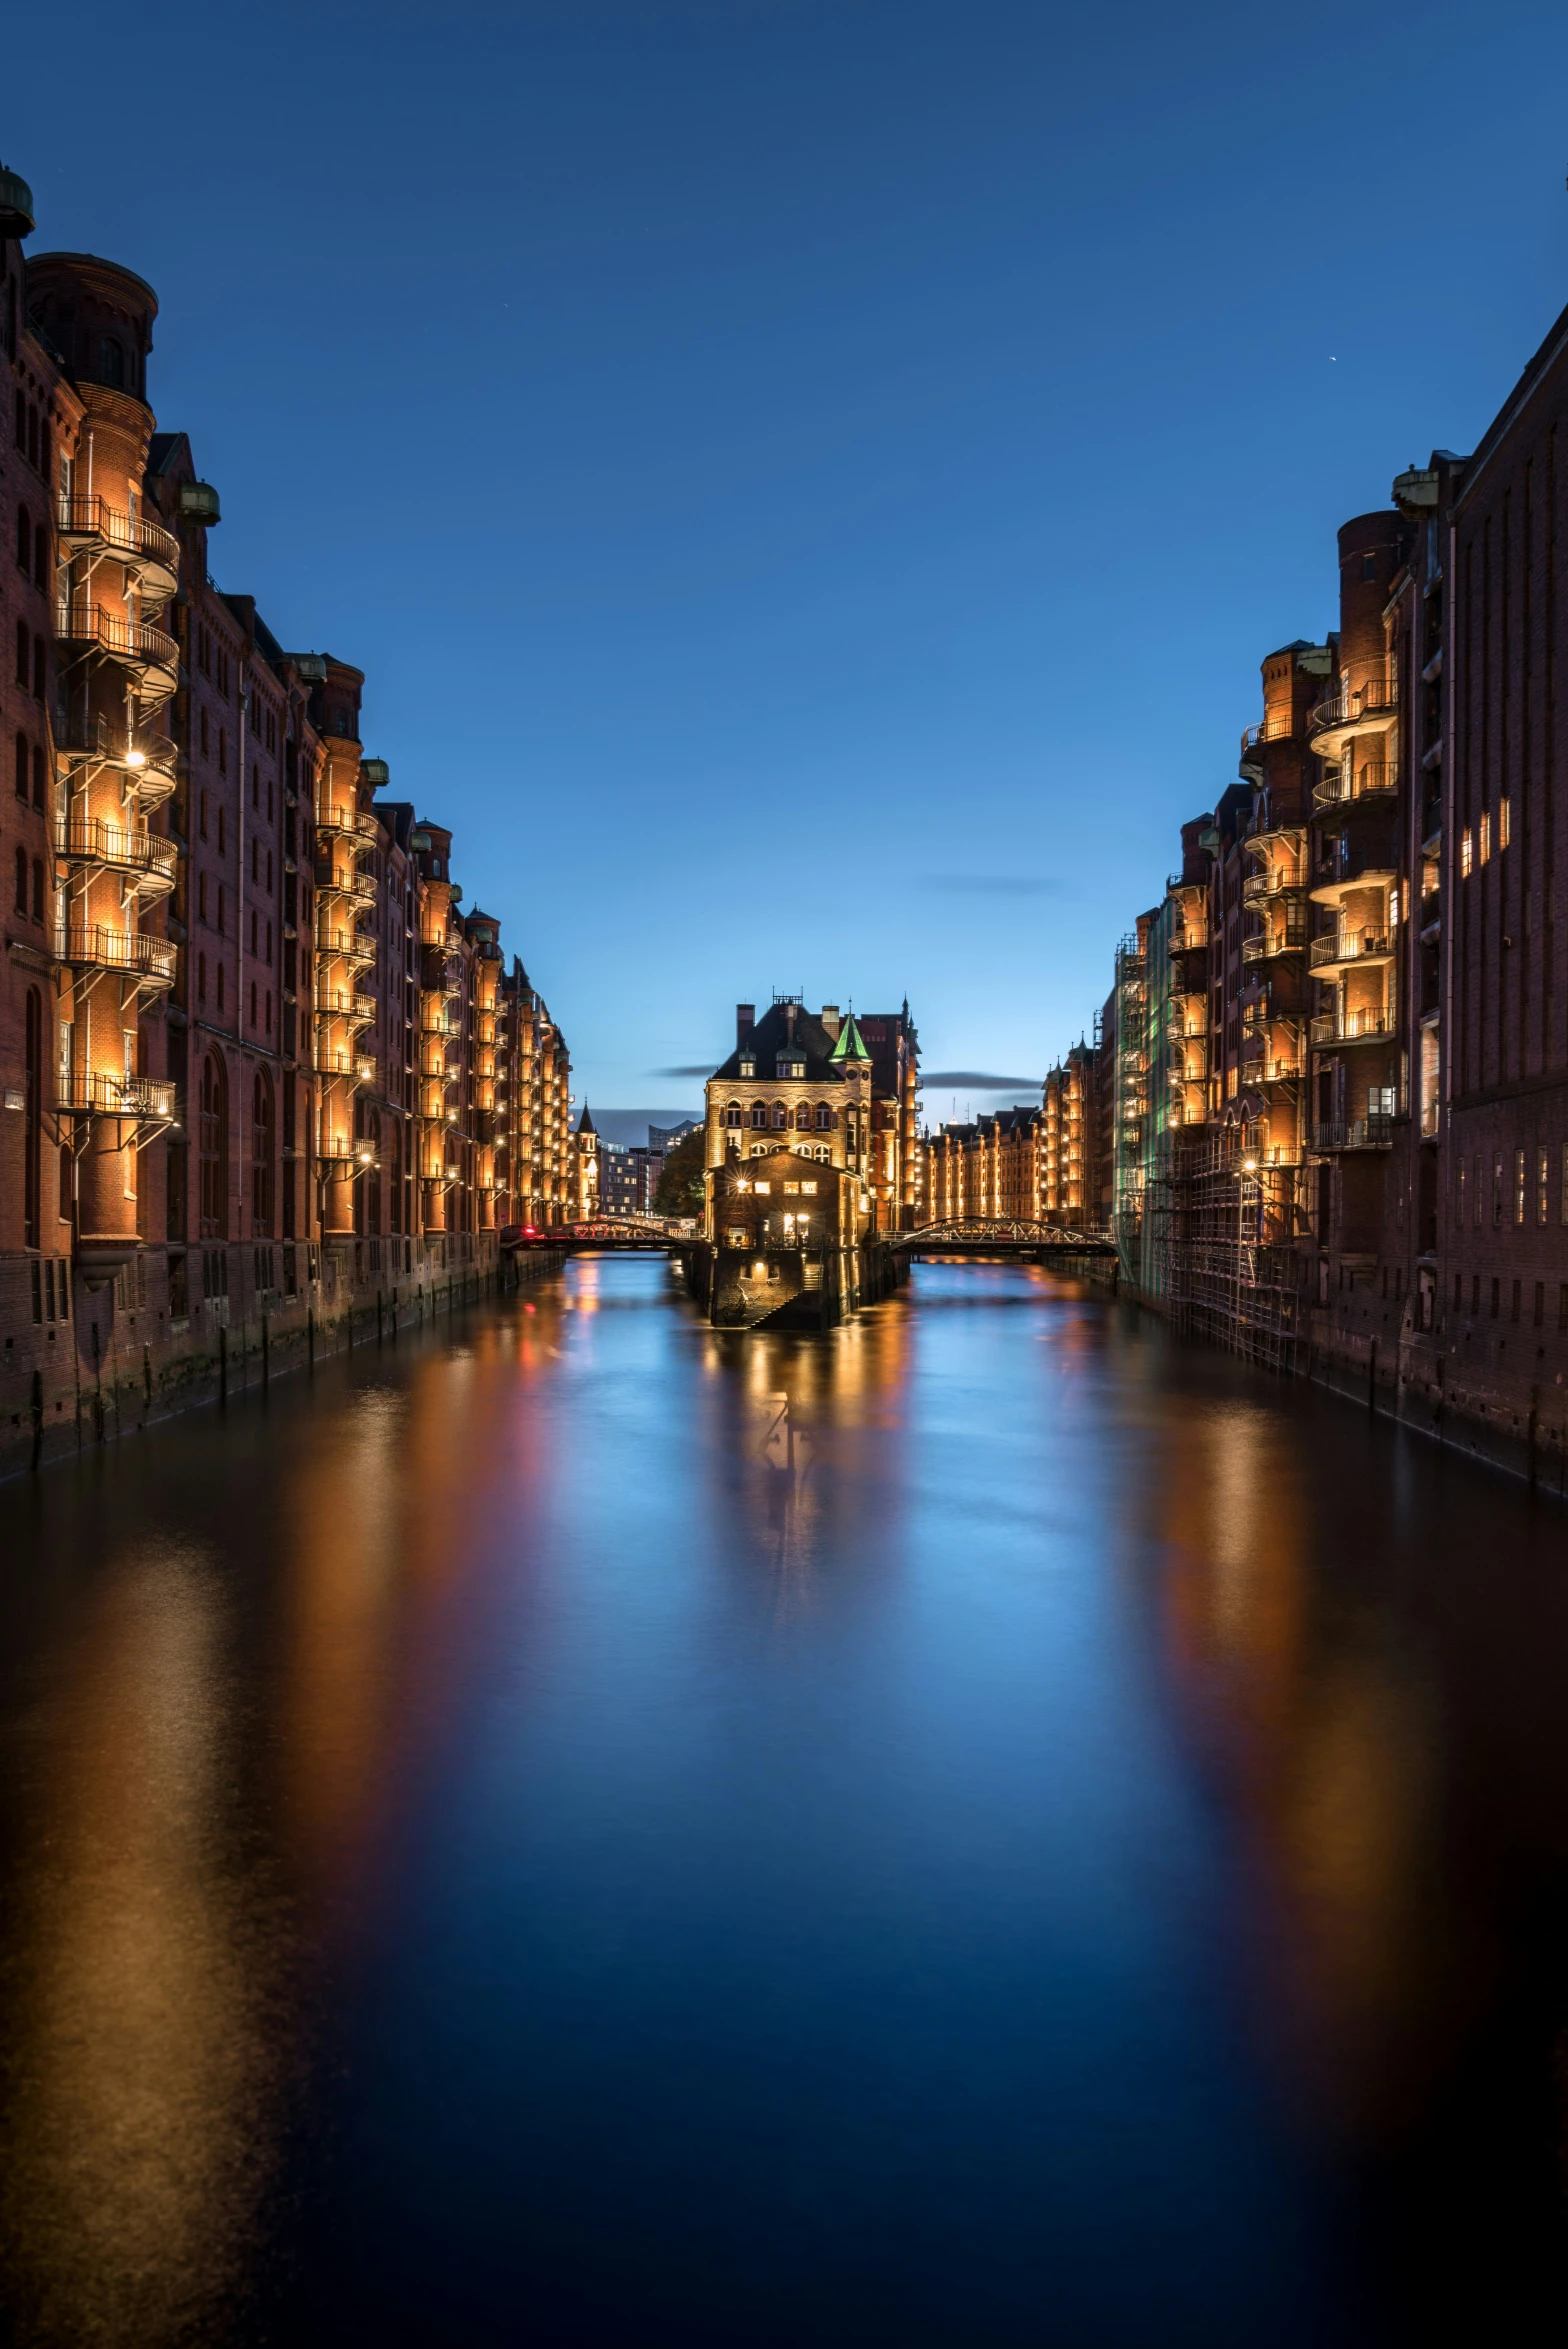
[653,1127,705,1218]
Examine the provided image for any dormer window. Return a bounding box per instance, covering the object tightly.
[738,1054,756,1077]
[776,1056,805,1079]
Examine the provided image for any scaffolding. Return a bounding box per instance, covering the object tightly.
[1112,933,1147,1285]
[1149,1121,1304,1371]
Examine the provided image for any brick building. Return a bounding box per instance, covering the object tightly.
[703,996,920,1235]
[0,164,570,1471]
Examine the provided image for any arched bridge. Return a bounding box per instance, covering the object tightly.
[892,1217,1116,1258]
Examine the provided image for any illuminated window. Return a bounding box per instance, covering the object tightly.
[1461,828,1473,877]
[1479,810,1490,864]
[754,1181,771,1195]
[1500,798,1511,849]
[1539,1146,1550,1226]
[802,1180,818,1195]
[1515,1147,1527,1225]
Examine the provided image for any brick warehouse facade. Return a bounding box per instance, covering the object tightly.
[0,167,572,1474]
[993,260,1568,1483]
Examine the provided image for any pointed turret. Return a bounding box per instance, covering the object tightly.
[576,1102,597,1136]
[829,1012,871,1064]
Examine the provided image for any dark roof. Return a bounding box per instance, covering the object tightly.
[576,1103,596,1136]
[709,999,847,1084]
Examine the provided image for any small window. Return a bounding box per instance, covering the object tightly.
[802,1180,817,1195]
[1361,553,1376,581]
[754,1181,771,1195]
[97,337,125,387]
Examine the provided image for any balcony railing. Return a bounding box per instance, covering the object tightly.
[316,806,380,846]
[1169,925,1209,958]
[318,864,377,908]
[1312,761,1398,814]
[1310,675,1397,736]
[316,921,376,966]
[55,713,178,794]
[314,988,375,1024]
[55,602,179,686]
[57,494,181,583]
[58,924,177,983]
[316,1048,377,1081]
[1311,842,1397,896]
[1309,927,1393,969]
[54,817,178,890]
[1310,1006,1395,1046]
[1241,926,1306,963]
[1313,1115,1394,1151]
[56,1071,177,1120]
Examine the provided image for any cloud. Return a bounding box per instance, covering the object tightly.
[920,875,1060,896]
[922,1070,1041,1091]
[652,1064,716,1078]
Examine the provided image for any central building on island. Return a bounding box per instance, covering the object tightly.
[695,996,918,1328]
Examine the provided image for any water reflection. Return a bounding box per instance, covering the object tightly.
[2,1259,1568,2343]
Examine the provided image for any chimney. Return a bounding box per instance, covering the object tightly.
[820,1004,841,1039]
[737,1003,755,1044]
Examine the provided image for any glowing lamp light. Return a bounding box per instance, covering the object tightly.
[124,748,147,769]
[1242,1156,1258,1173]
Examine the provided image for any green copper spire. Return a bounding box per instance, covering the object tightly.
[829,1011,870,1063]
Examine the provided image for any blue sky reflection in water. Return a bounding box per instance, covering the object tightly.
[6,1260,1568,2340]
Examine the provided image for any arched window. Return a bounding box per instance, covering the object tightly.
[32,522,45,591]
[13,845,25,914]
[97,336,124,388]
[31,743,43,807]
[197,951,207,1004]
[251,1070,273,1236]
[199,1052,227,1239]
[795,1103,813,1129]
[724,1102,741,1129]
[14,618,27,688]
[749,1102,766,1128]
[816,1104,833,1129]
[13,729,25,799]
[771,1103,787,1128]
[31,858,43,921]
[15,507,27,570]
[216,962,225,1013]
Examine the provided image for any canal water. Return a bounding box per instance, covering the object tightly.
[3,1256,1568,2346]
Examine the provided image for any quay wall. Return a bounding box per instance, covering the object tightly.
[1,1239,562,1480]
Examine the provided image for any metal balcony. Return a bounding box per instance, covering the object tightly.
[57,495,180,598]
[56,714,178,799]
[316,921,376,966]
[56,1071,177,1120]
[54,816,178,894]
[1309,927,1394,973]
[1241,925,1306,964]
[1313,1115,1394,1151]
[55,602,179,699]
[314,988,375,1027]
[316,805,380,847]
[316,1047,377,1081]
[1309,675,1398,758]
[1168,925,1209,959]
[318,863,377,909]
[1309,1006,1395,1047]
[58,924,177,985]
[1309,847,1397,908]
[1311,761,1398,816]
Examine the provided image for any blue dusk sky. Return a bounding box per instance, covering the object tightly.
[9,0,1568,1112]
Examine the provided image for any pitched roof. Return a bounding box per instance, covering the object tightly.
[575,1102,596,1136]
[709,999,846,1085]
